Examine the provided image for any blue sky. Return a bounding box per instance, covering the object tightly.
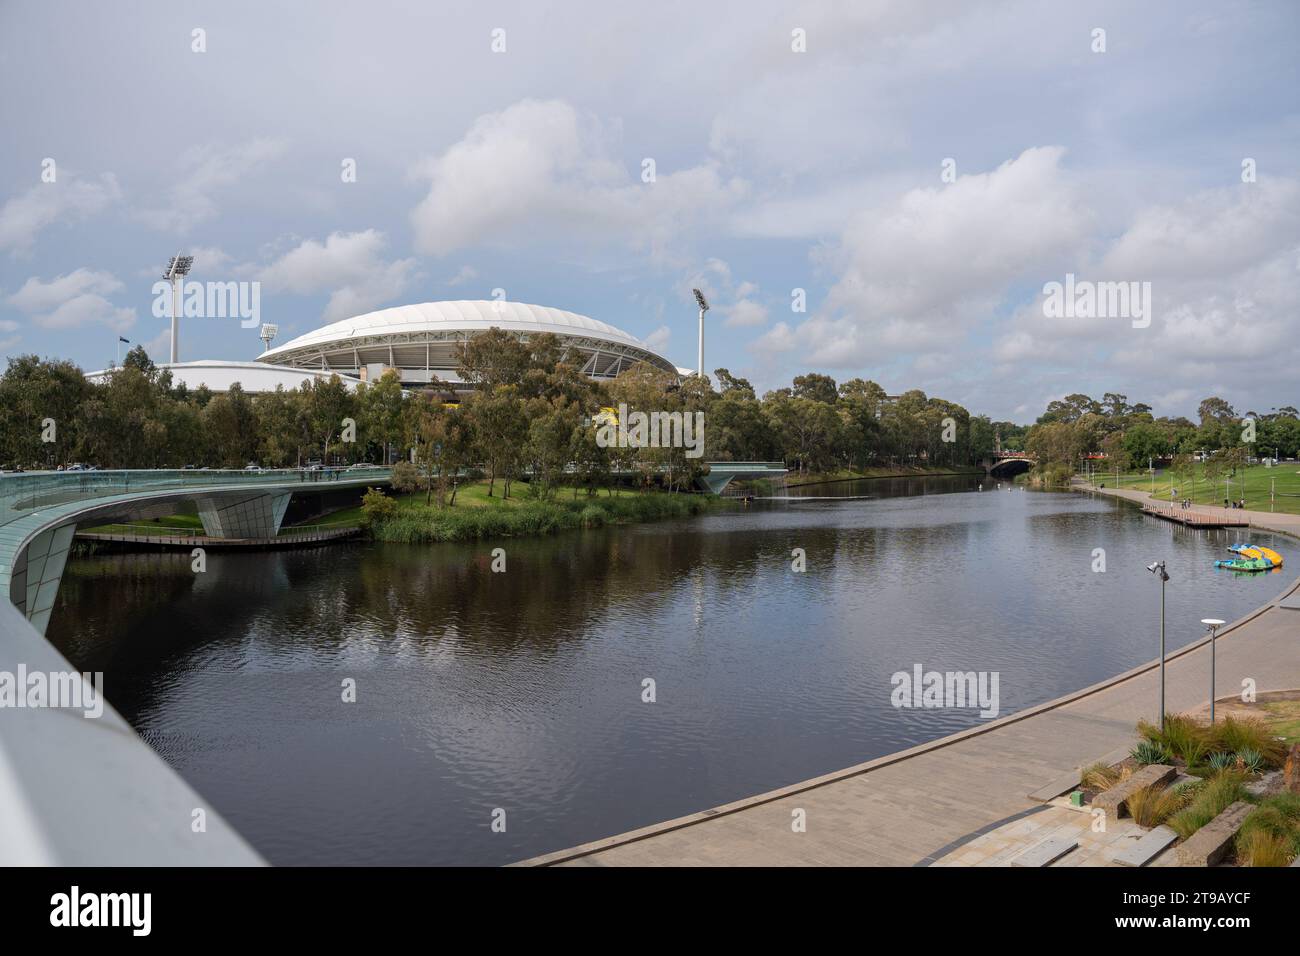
[1,0,1297,421]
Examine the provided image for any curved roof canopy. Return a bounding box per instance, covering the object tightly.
[256,301,675,384]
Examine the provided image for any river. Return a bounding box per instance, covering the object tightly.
[47,477,1295,865]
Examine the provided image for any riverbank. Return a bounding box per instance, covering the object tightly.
[365,482,727,544]
[1082,478,1300,538]
[779,465,984,489]
[519,490,1300,866]
[1087,462,1300,516]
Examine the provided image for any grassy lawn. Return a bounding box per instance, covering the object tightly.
[364,480,724,543]
[1086,461,1300,515]
[1260,700,1300,745]
[306,479,649,528]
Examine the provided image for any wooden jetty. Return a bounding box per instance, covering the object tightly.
[1140,503,1248,528]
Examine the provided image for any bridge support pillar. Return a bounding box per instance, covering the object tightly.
[699,473,734,495]
[195,492,292,539]
[7,524,76,636]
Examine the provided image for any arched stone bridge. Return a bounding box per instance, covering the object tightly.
[981,452,1037,478]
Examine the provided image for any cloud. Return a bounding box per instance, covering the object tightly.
[0,319,18,352]
[991,177,1300,380]
[680,258,771,330]
[751,146,1090,375]
[750,321,798,356]
[722,298,770,329]
[644,325,671,353]
[410,99,746,263]
[135,138,288,233]
[446,265,478,287]
[257,229,419,322]
[0,173,120,255]
[6,268,135,331]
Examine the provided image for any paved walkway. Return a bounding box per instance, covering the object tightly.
[520,486,1300,866]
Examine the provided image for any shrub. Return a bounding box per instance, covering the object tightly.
[1207,716,1284,768]
[368,488,718,543]
[1126,785,1188,828]
[1168,773,1248,840]
[1208,751,1235,772]
[1081,762,1127,791]
[390,461,420,493]
[1236,829,1292,867]
[1239,794,1300,858]
[1181,738,1209,770]
[1130,740,1172,766]
[360,488,398,527]
[1234,747,1264,774]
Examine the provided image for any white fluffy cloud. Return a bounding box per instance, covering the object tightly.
[135,139,288,234]
[258,229,419,322]
[0,174,120,255]
[793,146,1091,367]
[6,268,135,331]
[644,325,671,353]
[681,258,771,331]
[410,99,747,263]
[990,177,1300,382]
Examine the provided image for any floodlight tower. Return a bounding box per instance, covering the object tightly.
[692,288,710,379]
[260,323,279,353]
[163,252,194,364]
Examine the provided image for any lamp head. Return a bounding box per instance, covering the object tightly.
[1146,561,1169,582]
[692,288,710,312]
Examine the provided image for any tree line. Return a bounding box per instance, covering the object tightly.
[1024,392,1300,483]
[1,336,1051,498]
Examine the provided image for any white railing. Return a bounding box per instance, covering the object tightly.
[0,467,391,530]
[0,598,265,864]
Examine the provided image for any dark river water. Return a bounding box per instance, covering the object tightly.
[47,477,1296,865]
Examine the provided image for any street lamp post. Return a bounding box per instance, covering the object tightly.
[1147,561,1170,731]
[692,288,710,379]
[1201,619,1225,723]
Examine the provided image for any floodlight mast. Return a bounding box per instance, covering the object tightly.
[693,288,709,379]
[260,323,279,352]
[163,253,194,364]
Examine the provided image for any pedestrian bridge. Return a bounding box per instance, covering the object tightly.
[0,465,399,866]
[0,468,391,635]
[696,461,788,495]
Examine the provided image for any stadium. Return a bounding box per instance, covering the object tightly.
[255,300,679,389]
[89,300,681,393]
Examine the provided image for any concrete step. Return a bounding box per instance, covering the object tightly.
[1113,825,1178,867]
[1176,801,1253,866]
[1010,833,1078,867]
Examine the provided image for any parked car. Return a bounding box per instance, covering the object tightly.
[347,462,376,471]
[244,463,262,472]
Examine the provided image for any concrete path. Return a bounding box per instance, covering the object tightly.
[520,487,1300,866]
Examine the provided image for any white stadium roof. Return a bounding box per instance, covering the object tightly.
[255,300,676,385]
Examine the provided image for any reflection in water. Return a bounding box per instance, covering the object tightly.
[48,478,1296,864]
